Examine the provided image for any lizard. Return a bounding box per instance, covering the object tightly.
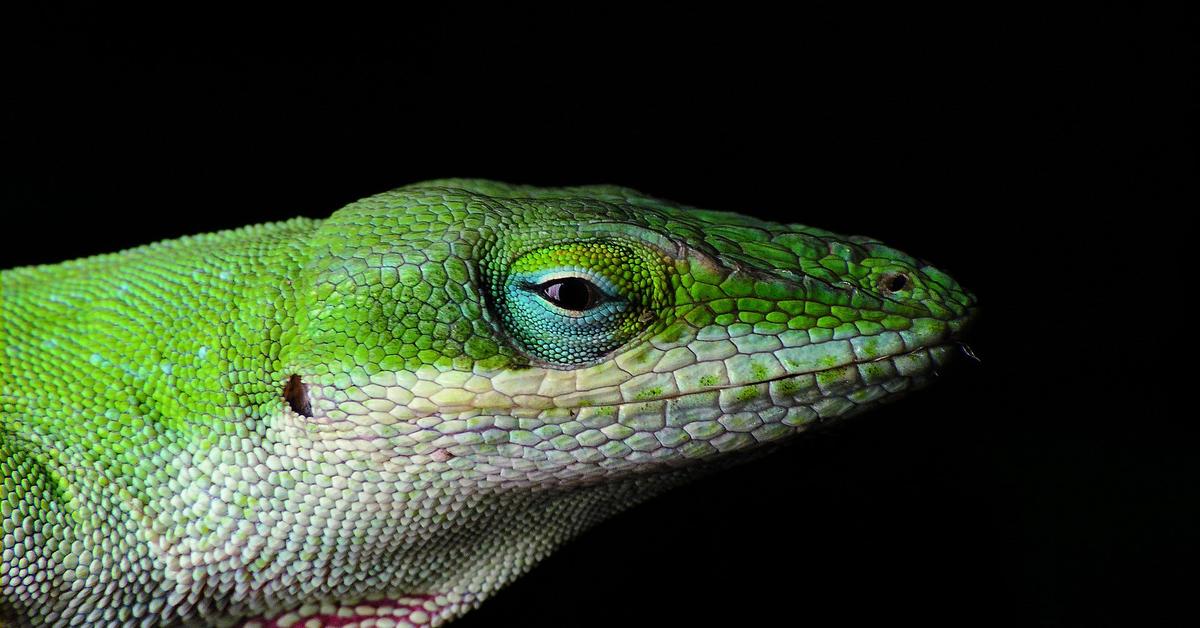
[1,179,976,626]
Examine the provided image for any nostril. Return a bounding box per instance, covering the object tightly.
[284,374,312,417]
[880,272,910,294]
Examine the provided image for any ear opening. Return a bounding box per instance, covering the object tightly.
[283,374,312,417]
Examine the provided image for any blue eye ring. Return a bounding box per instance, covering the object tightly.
[514,269,627,319]
[487,239,672,368]
[499,266,638,365]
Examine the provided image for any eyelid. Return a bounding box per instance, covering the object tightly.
[517,269,621,300]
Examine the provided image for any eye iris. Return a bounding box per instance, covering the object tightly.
[541,278,596,311]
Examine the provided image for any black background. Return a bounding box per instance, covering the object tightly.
[4,4,1194,627]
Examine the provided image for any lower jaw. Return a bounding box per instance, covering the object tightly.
[241,593,458,627]
[234,346,960,626]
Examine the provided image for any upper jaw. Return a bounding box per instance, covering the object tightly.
[291,308,979,425]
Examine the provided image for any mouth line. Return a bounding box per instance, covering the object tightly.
[293,341,960,424]
[625,341,957,408]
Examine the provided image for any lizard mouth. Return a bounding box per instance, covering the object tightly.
[286,302,978,438]
[643,341,964,408]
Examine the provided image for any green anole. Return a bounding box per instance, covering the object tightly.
[2,180,976,626]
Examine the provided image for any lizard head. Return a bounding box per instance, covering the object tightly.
[282,179,977,488]
[222,179,977,622]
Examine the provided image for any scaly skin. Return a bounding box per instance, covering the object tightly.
[1,180,976,626]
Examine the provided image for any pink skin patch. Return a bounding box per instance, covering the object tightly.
[244,595,440,627]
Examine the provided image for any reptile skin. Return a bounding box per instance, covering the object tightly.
[1,180,976,626]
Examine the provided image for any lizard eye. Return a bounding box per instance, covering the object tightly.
[490,240,668,367]
[537,277,601,312]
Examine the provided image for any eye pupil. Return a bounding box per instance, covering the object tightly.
[541,278,598,311]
